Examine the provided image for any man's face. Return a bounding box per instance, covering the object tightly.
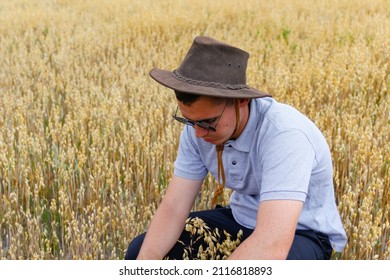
[177,96,239,145]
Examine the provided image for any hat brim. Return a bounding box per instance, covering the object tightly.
[149,68,271,99]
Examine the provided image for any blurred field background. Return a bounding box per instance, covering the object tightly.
[0,0,388,259]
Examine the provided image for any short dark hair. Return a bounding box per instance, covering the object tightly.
[174,91,200,105]
[174,91,230,106]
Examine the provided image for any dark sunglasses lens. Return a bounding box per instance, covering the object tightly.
[173,116,216,131]
[196,122,208,129]
[196,122,216,132]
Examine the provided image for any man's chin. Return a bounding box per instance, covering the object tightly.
[206,139,224,146]
[203,138,217,144]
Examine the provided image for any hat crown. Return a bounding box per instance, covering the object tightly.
[149,35,270,99]
[176,36,249,85]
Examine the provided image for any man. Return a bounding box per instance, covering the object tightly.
[125,36,347,260]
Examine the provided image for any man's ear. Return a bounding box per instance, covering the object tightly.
[238,98,250,108]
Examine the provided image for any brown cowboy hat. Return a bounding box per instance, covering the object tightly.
[149,36,271,99]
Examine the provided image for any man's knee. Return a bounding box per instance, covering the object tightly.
[124,232,146,260]
[287,230,330,260]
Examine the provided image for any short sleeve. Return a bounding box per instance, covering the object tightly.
[174,127,209,180]
[259,130,316,202]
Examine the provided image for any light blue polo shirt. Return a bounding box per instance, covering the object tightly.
[174,97,347,252]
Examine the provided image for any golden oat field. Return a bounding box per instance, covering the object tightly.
[0,0,388,260]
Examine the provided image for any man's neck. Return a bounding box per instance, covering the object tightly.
[229,102,250,141]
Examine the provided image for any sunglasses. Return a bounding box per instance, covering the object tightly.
[172,100,229,132]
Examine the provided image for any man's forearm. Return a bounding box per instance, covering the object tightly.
[228,200,301,260]
[137,201,188,259]
[135,176,202,259]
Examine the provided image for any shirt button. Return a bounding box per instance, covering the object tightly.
[232,161,237,165]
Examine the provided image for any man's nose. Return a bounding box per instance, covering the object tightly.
[194,125,209,138]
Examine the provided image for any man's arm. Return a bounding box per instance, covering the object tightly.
[136,175,203,260]
[228,199,303,259]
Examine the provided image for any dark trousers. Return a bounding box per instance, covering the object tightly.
[125,206,333,260]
